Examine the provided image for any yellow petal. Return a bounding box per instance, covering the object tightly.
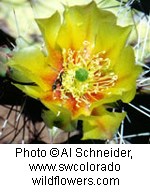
[42,106,76,132]
[36,13,63,71]
[90,94,121,110]
[36,12,61,49]
[114,46,140,77]
[9,46,45,70]
[81,107,126,140]
[14,84,42,99]
[8,45,58,91]
[57,1,116,50]
[107,46,142,102]
[94,24,132,65]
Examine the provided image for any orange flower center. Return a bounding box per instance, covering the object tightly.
[54,41,118,107]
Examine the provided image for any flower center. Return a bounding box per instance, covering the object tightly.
[54,41,118,106]
[75,68,88,82]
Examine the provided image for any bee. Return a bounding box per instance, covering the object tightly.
[52,71,63,91]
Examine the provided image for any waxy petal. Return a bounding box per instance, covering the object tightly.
[94,24,132,65]
[8,46,58,91]
[81,107,126,140]
[36,12,61,49]
[57,2,116,50]
[107,46,142,102]
[14,84,42,99]
[36,12,63,71]
[42,106,76,132]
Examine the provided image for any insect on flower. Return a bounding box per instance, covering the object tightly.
[52,71,63,91]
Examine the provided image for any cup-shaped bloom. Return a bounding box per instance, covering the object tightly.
[8,2,141,140]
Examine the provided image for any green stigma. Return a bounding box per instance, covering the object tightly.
[75,68,88,82]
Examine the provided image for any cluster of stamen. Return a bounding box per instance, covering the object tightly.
[54,41,118,106]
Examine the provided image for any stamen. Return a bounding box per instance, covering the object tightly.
[57,111,61,117]
[56,41,118,106]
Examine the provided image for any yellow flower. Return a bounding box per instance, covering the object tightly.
[7,2,141,140]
